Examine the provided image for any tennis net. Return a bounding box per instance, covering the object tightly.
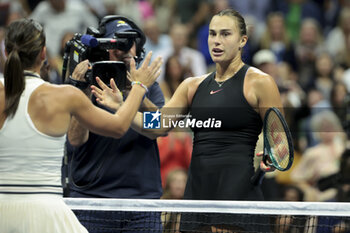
[64,198,350,233]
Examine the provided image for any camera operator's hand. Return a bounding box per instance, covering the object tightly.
[128,51,162,88]
[91,77,123,111]
[72,59,90,82]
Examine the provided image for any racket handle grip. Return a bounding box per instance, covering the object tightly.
[250,167,266,186]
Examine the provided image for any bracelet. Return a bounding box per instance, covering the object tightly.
[131,81,148,93]
[65,76,89,90]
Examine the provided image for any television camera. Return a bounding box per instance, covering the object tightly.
[62,26,138,90]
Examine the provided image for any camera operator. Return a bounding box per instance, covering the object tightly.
[64,16,165,232]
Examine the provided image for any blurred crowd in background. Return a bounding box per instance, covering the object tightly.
[0,0,350,203]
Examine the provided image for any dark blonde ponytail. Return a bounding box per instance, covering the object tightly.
[4,46,24,117]
[4,18,45,118]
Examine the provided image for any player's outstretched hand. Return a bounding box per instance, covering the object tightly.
[91,77,123,111]
[128,51,162,87]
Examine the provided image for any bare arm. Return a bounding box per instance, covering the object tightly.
[246,68,284,172]
[128,77,200,139]
[68,83,147,138]
[92,76,201,139]
[246,68,284,120]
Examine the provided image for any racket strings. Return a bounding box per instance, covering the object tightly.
[265,112,290,169]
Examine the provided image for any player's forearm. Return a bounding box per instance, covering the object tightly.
[130,104,193,139]
[139,97,159,112]
[109,85,150,137]
[130,110,171,139]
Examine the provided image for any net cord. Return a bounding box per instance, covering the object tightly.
[64,198,350,216]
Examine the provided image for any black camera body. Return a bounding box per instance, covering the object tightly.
[62,15,146,91]
[62,29,134,90]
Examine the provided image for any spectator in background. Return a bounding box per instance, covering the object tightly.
[319,0,341,37]
[326,7,350,58]
[79,0,107,19]
[48,31,75,83]
[281,185,305,201]
[340,33,350,91]
[159,55,187,102]
[2,1,27,24]
[271,0,323,42]
[169,0,211,48]
[291,111,346,201]
[294,18,325,90]
[258,12,297,71]
[253,49,282,86]
[336,32,350,70]
[228,0,272,46]
[297,88,332,151]
[111,0,155,29]
[311,52,336,101]
[150,0,174,33]
[161,169,188,232]
[0,1,27,76]
[162,168,188,200]
[101,0,117,15]
[229,0,273,23]
[158,131,192,189]
[158,23,207,82]
[143,16,172,63]
[330,81,349,132]
[17,0,42,15]
[334,148,350,202]
[252,49,304,110]
[29,0,98,58]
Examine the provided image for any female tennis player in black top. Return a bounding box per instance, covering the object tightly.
[92,8,283,232]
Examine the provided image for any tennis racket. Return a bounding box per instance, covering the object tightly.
[251,107,294,186]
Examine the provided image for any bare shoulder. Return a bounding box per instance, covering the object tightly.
[35,83,89,108]
[244,66,282,116]
[43,83,85,97]
[245,67,276,87]
[185,73,211,105]
[183,73,209,86]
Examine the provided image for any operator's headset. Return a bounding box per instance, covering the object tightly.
[98,15,146,64]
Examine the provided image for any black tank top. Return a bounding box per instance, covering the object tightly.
[190,64,262,146]
[184,64,264,202]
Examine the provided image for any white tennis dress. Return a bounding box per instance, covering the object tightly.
[0,74,88,233]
